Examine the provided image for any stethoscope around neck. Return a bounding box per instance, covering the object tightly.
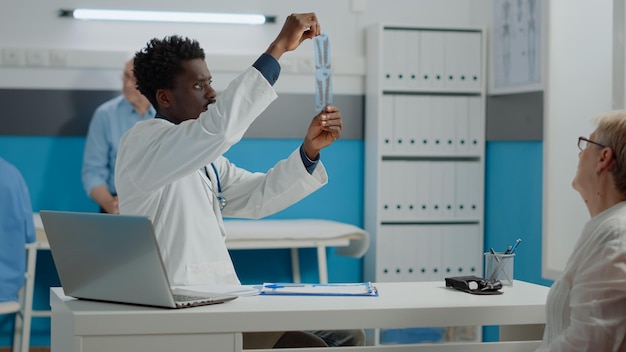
[198,163,227,210]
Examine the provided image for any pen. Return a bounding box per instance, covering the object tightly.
[503,246,512,254]
[509,238,522,254]
[488,247,502,281]
[487,248,512,283]
[263,283,305,289]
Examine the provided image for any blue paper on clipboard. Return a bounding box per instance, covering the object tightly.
[314,32,333,113]
[260,282,378,296]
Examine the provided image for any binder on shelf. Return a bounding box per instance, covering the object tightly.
[382,31,397,87]
[397,227,412,281]
[462,31,483,91]
[260,282,378,296]
[376,226,393,282]
[393,95,410,154]
[415,162,431,219]
[444,32,462,90]
[427,225,444,281]
[455,163,470,219]
[429,162,444,220]
[455,162,482,220]
[380,95,394,154]
[455,97,471,154]
[440,162,456,219]
[403,162,418,220]
[440,96,457,154]
[377,226,393,280]
[429,96,445,154]
[396,30,410,88]
[379,161,395,221]
[407,30,421,88]
[410,96,428,154]
[446,224,482,276]
[420,31,446,89]
[468,97,484,152]
[388,226,403,280]
[443,225,475,277]
[382,30,408,89]
[393,162,407,220]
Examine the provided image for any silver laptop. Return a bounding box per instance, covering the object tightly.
[40,210,238,309]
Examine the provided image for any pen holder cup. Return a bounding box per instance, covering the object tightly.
[484,252,515,286]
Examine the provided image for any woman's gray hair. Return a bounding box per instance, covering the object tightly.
[594,110,626,196]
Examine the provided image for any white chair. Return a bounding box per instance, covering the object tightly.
[0,242,36,352]
[0,301,20,313]
[12,241,50,352]
[0,301,20,350]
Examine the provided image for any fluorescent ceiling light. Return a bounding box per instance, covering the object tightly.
[59,9,275,25]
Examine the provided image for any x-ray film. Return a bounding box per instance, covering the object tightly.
[314,33,333,113]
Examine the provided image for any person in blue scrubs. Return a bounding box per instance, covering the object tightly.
[81,58,154,213]
[0,157,36,302]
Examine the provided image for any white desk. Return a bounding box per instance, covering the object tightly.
[50,280,549,352]
[17,216,367,351]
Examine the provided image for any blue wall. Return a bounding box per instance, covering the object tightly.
[482,141,553,342]
[0,137,551,347]
[484,141,551,286]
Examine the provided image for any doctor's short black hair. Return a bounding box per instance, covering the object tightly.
[133,35,205,108]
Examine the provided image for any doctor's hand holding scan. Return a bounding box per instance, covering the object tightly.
[266,12,320,59]
[302,104,342,160]
[115,12,361,349]
[268,13,342,161]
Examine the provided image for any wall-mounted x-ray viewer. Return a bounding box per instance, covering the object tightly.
[489,0,545,95]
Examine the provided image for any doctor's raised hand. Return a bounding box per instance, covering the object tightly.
[266,12,321,61]
[303,105,342,160]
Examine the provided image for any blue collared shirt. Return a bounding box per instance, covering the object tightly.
[252,53,281,86]
[82,95,155,195]
[0,157,36,302]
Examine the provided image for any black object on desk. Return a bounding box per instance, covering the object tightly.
[445,276,503,295]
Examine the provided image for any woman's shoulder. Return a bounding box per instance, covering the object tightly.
[594,206,626,244]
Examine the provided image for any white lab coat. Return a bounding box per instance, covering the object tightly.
[115,67,328,286]
[536,201,626,351]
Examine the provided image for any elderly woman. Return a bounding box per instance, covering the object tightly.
[536,111,626,351]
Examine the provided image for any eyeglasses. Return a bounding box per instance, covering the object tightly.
[578,136,607,151]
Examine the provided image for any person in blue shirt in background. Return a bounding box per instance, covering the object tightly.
[81,57,154,213]
[0,157,36,302]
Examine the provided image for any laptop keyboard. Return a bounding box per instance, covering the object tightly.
[171,290,237,308]
[173,294,211,302]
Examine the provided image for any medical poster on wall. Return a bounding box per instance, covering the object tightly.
[490,0,543,94]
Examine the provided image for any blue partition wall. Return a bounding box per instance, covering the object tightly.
[482,141,552,342]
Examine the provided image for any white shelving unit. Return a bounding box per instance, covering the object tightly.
[364,24,486,345]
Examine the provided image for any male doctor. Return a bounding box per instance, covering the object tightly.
[115,13,363,348]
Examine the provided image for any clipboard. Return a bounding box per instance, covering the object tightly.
[260,282,378,296]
